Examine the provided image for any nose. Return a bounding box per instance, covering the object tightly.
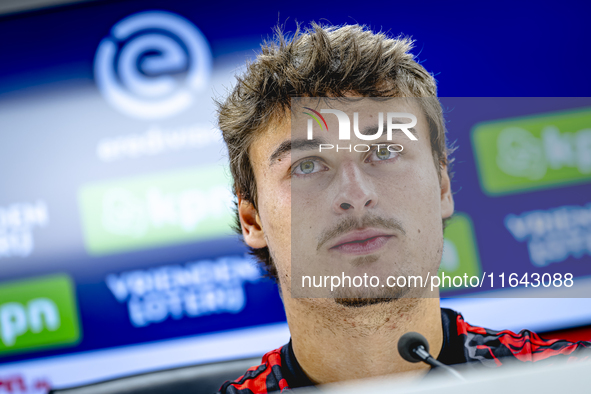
[332,162,378,214]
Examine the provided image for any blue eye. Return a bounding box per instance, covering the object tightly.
[365,145,402,163]
[299,160,315,174]
[292,159,327,176]
[375,147,391,160]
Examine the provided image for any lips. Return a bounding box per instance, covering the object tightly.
[329,229,394,256]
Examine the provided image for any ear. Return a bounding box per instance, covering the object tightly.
[238,197,267,249]
[440,164,454,219]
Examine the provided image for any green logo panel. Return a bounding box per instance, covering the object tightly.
[0,274,80,356]
[79,166,235,255]
[439,213,482,290]
[471,107,591,195]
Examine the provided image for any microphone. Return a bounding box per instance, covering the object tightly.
[397,332,465,381]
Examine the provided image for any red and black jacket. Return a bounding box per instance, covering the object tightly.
[218,308,591,393]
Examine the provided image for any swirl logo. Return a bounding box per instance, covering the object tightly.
[94,11,212,119]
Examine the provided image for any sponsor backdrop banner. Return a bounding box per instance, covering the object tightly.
[0,0,589,391]
[0,3,289,388]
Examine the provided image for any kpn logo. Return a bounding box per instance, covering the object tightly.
[472,107,591,195]
[438,213,482,290]
[0,275,80,356]
[78,167,234,255]
[94,10,212,120]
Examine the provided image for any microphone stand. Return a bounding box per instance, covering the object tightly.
[398,332,466,382]
[412,344,466,381]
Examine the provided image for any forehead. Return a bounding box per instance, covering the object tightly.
[255,97,428,146]
[291,97,422,139]
[292,97,421,122]
[247,97,432,177]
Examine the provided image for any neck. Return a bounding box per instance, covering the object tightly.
[283,296,443,385]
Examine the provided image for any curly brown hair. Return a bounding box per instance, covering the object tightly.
[216,23,453,281]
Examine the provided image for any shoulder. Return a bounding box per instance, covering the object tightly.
[454,311,591,366]
[217,346,289,394]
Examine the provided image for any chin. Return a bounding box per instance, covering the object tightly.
[331,285,412,307]
[333,297,398,308]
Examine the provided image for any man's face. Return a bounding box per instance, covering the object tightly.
[240,97,454,306]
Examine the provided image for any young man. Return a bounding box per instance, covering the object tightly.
[215,24,590,393]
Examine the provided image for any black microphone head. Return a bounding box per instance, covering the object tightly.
[398,332,430,363]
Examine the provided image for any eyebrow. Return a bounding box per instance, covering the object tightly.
[359,120,418,139]
[269,137,328,166]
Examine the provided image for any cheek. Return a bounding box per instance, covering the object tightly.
[255,163,291,229]
[290,189,319,242]
[257,175,293,276]
[379,159,441,218]
[401,162,445,265]
[376,157,442,240]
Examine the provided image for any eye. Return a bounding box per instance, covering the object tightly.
[375,147,391,160]
[292,159,326,176]
[366,145,401,163]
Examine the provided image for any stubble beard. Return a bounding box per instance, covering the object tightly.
[332,282,412,308]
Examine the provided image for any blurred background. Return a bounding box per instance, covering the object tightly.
[0,0,590,392]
